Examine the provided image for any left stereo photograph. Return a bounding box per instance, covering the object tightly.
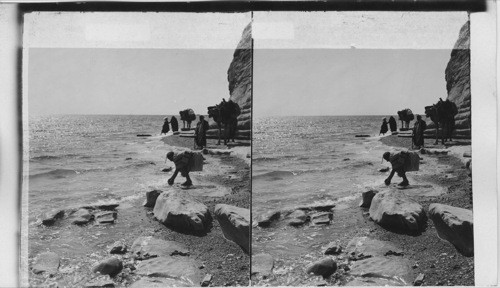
[21,11,252,287]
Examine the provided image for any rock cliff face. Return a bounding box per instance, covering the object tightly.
[207,22,252,140]
[426,20,470,139]
[228,23,252,133]
[445,20,470,138]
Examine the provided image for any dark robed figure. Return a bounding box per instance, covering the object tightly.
[160,118,170,135]
[412,115,427,149]
[388,116,397,133]
[170,116,179,132]
[194,115,210,149]
[379,118,388,135]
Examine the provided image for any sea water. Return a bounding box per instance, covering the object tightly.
[252,116,398,272]
[27,115,191,223]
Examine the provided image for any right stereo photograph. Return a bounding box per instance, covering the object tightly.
[251,11,474,286]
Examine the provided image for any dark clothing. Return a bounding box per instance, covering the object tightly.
[194,119,209,149]
[412,119,427,148]
[380,120,388,135]
[388,116,397,132]
[172,151,194,177]
[385,152,410,186]
[161,120,170,134]
[170,116,179,132]
[389,152,410,175]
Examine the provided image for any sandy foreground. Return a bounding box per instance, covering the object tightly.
[27,135,251,287]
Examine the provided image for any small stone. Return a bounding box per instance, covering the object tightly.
[306,257,337,278]
[323,243,342,255]
[287,210,308,226]
[40,209,65,226]
[310,212,332,225]
[256,210,281,228]
[413,273,425,286]
[412,263,419,269]
[385,250,404,256]
[109,241,127,254]
[430,263,436,268]
[359,189,378,208]
[72,208,93,225]
[143,190,163,208]
[125,157,132,160]
[201,274,212,287]
[94,211,117,224]
[92,257,123,277]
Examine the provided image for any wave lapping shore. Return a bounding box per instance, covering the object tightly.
[26,115,250,287]
[252,116,473,286]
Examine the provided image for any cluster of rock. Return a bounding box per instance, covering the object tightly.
[250,186,473,285]
[360,188,473,256]
[38,201,120,227]
[254,201,337,228]
[145,189,250,253]
[252,237,414,285]
[91,236,210,287]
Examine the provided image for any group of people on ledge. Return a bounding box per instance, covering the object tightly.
[379,114,427,149]
[161,115,210,150]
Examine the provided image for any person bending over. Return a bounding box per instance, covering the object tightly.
[166,151,193,187]
[383,151,409,187]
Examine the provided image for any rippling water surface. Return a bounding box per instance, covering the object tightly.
[252,116,397,281]
[27,115,183,222]
[253,116,392,215]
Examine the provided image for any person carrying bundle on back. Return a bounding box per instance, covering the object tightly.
[382,151,416,187]
[166,151,194,187]
[166,150,204,187]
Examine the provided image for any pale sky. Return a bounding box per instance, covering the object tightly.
[28,48,234,115]
[252,11,468,117]
[25,12,250,115]
[254,48,453,117]
[25,11,468,116]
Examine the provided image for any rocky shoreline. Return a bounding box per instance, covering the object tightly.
[28,135,251,287]
[252,135,473,286]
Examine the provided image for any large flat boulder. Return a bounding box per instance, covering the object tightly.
[349,256,413,285]
[32,252,60,274]
[369,191,426,234]
[428,203,473,256]
[214,204,250,253]
[131,236,189,259]
[134,256,204,286]
[153,191,212,233]
[345,237,403,258]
